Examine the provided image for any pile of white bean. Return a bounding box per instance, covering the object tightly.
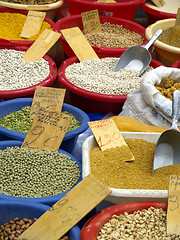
[65,57,153,95]
[0,49,50,91]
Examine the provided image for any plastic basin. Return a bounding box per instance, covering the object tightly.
[0,140,82,205]
[0,200,80,240]
[57,56,164,114]
[80,201,167,240]
[54,14,147,58]
[171,60,180,69]
[67,0,146,20]
[0,47,57,98]
[0,98,89,153]
[140,2,177,25]
[145,18,180,67]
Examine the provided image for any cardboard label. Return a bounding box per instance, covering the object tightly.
[20,11,46,39]
[88,119,135,161]
[175,8,180,26]
[22,29,61,62]
[61,27,99,62]
[167,175,180,235]
[150,0,164,7]
[171,8,180,44]
[21,108,72,151]
[30,86,66,118]
[19,174,111,240]
[81,9,102,34]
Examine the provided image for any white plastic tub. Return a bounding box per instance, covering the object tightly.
[82,132,168,204]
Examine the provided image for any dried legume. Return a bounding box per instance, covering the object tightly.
[65,57,153,95]
[84,22,144,48]
[0,106,81,133]
[0,13,52,41]
[0,147,80,198]
[90,138,180,190]
[97,207,180,240]
[0,49,50,91]
[158,26,180,48]
[2,0,58,4]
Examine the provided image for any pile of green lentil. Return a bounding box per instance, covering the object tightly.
[0,106,81,133]
[84,22,144,48]
[0,147,80,198]
[90,138,180,190]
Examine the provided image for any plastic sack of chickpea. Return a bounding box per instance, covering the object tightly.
[120,66,180,127]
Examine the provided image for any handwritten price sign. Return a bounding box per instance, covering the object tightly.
[88,118,132,152]
[81,9,102,34]
[21,108,72,151]
[167,175,180,235]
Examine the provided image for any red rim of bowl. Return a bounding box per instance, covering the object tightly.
[0,51,57,98]
[54,15,148,55]
[0,6,56,47]
[68,0,146,7]
[140,2,176,18]
[57,56,164,103]
[80,201,167,240]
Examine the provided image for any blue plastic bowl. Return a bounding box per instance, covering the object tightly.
[0,200,80,240]
[0,98,90,153]
[0,140,82,206]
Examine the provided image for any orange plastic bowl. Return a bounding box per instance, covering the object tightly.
[54,14,147,58]
[57,56,164,114]
[81,202,167,240]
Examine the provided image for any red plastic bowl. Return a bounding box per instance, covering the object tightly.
[57,56,164,114]
[81,202,167,240]
[0,47,57,98]
[0,6,56,49]
[140,2,176,25]
[67,0,145,20]
[171,60,180,69]
[54,15,148,58]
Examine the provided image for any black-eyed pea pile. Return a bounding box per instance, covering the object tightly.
[97,207,180,240]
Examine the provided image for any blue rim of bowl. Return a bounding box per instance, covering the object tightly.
[0,98,90,141]
[0,140,82,205]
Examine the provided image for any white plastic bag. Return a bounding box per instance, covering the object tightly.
[120,66,180,127]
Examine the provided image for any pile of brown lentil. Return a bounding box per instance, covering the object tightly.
[2,0,58,4]
[0,106,81,133]
[97,207,180,240]
[158,26,180,48]
[84,22,144,48]
[0,217,69,240]
[90,138,180,190]
[0,13,52,41]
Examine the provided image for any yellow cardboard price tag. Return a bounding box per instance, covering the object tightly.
[171,8,180,44]
[150,0,164,7]
[88,118,135,161]
[20,11,46,39]
[97,0,117,3]
[30,86,66,118]
[19,174,111,240]
[22,29,61,62]
[21,109,72,151]
[81,9,102,34]
[167,175,180,235]
[61,27,99,62]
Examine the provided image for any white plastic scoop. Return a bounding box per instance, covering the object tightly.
[113,28,163,76]
[153,90,180,173]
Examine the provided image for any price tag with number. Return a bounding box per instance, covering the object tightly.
[167,175,180,235]
[21,108,72,151]
[22,29,61,62]
[20,11,46,39]
[30,86,66,118]
[88,118,135,161]
[81,9,102,34]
